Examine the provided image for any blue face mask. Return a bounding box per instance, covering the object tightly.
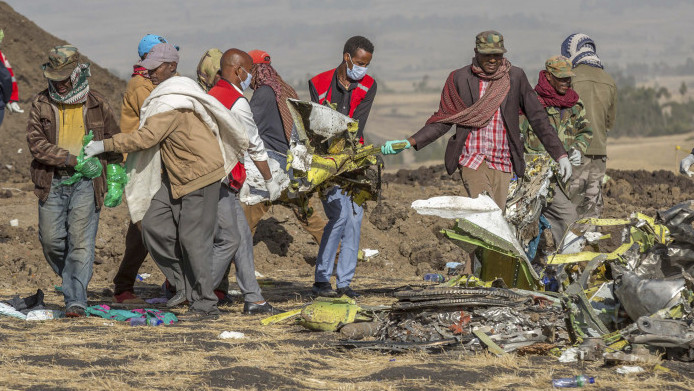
[346,54,368,81]
[240,67,252,91]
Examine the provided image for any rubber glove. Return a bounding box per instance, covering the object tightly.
[6,102,23,114]
[381,139,411,155]
[265,178,281,201]
[568,149,582,166]
[558,156,572,182]
[84,140,105,159]
[680,154,694,177]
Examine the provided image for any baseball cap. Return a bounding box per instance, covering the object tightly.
[545,55,576,78]
[138,34,168,58]
[138,43,180,70]
[249,49,271,64]
[475,30,507,54]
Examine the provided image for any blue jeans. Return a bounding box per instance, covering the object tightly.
[315,186,363,289]
[38,176,100,309]
[0,105,5,127]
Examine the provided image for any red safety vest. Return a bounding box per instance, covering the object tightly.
[310,68,374,118]
[208,79,246,191]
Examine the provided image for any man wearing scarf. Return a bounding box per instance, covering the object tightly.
[383,31,571,211]
[561,33,616,220]
[26,45,122,317]
[308,36,377,299]
[519,56,593,249]
[112,34,173,305]
[245,49,327,245]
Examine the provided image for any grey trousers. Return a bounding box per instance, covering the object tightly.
[212,184,264,303]
[142,179,220,314]
[543,184,579,245]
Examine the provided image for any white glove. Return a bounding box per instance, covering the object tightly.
[265,178,281,201]
[558,156,572,182]
[83,140,105,159]
[6,102,23,114]
[568,149,582,166]
[680,154,694,177]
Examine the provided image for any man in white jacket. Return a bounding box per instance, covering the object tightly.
[85,43,249,320]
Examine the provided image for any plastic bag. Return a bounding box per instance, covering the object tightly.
[104,163,127,208]
[61,130,103,185]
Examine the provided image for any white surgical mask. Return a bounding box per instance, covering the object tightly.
[346,54,368,81]
[240,67,252,91]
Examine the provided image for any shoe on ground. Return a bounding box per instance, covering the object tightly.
[161,280,176,300]
[166,290,187,308]
[214,290,235,306]
[312,282,337,297]
[336,286,361,298]
[243,301,283,315]
[113,291,146,304]
[177,309,220,322]
[66,306,86,318]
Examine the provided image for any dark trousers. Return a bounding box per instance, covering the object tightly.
[112,221,149,295]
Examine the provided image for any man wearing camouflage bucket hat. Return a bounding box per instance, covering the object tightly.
[519,55,593,251]
[383,31,571,211]
[26,45,122,317]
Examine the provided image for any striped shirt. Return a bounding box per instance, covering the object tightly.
[458,79,512,173]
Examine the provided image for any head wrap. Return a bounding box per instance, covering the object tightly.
[47,63,91,104]
[561,33,603,69]
[196,48,223,92]
[251,63,298,143]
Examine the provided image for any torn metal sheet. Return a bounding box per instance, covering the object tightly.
[239,149,291,205]
[613,268,686,321]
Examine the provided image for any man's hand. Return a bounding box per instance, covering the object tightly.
[381,139,411,155]
[265,178,281,201]
[558,156,572,182]
[6,102,23,114]
[680,154,694,177]
[84,140,105,159]
[568,149,582,166]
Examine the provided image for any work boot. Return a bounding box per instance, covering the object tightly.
[65,306,86,318]
[214,290,235,306]
[312,282,337,297]
[243,301,283,315]
[166,290,186,308]
[336,286,361,299]
[113,291,146,304]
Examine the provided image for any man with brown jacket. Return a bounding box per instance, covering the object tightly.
[27,45,122,317]
[382,31,571,210]
[84,43,249,320]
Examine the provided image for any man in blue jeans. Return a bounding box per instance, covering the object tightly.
[26,46,121,317]
[308,36,377,298]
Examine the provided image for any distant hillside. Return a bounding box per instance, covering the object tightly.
[0,1,126,181]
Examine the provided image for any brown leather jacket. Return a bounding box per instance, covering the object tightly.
[26,89,122,208]
[411,65,567,177]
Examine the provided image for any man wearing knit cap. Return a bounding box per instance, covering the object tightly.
[84,42,250,320]
[383,31,571,212]
[561,33,616,220]
[112,34,173,305]
[519,55,593,250]
[244,49,327,244]
[27,45,122,317]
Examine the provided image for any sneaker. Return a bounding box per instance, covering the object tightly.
[65,306,86,318]
[166,290,187,308]
[243,301,283,315]
[113,291,146,304]
[214,290,235,306]
[336,286,360,298]
[312,282,337,297]
[177,309,220,322]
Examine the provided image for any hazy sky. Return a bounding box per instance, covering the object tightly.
[5,0,693,86]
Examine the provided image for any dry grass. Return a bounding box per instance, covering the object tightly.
[2,274,694,390]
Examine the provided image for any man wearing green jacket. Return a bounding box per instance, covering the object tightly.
[520,56,593,248]
[561,33,616,220]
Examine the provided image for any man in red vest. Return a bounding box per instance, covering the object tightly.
[207,48,281,315]
[308,36,376,298]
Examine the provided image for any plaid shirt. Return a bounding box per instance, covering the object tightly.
[458,80,512,173]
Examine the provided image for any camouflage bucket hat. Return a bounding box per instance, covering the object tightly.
[475,30,507,54]
[545,55,575,78]
[43,45,80,81]
[196,48,223,91]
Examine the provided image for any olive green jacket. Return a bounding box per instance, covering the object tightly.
[571,64,616,155]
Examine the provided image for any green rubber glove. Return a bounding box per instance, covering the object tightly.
[380,139,411,155]
[104,164,128,208]
[61,130,103,185]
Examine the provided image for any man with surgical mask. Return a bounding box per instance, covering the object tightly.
[308,36,377,298]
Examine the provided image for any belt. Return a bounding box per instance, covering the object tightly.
[54,167,76,177]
